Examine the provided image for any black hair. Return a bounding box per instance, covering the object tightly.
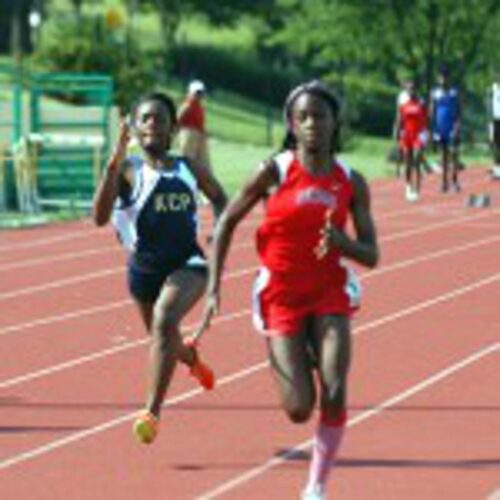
[281,80,342,153]
[132,91,177,126]
[438,64,450,77]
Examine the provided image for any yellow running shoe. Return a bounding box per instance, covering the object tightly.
[184,339,216,391]
[133,411,158,444]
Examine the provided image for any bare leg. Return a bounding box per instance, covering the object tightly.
[134,296,198,368]
[134,301,153,331]
[395,147,403,178]
[145,269,206,417]
[304,315,351,495]
[451,144,461,190]
[415,150,423,194]
[494,125,500,164]
[441,144,450,191]
[492,122,500,178]
[404,150,412,189]
[266,329,316,424]
[311,315,350,424]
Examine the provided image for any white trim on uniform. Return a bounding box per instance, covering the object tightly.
[111,156,199,254]
[273,150,294,185]
[252,266,271,333]
[185,254,207,267]
[492,83,500,120]
[336,158,352,179]
[262,150,294,197]
[340,260,362,309]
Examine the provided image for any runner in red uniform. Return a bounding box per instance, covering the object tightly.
[394,80,427,201]
[193,81,379,500]
[253,150,359,334]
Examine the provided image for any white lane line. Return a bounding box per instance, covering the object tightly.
[1,337,497,478]
[4,265,499,390]
[0,246,118,273]
[0,299,131,338]
[364,233,500,278]
[1,273,499,472]
[0,267,258,338]
[487,488,500,500]
[1,205,498,302]
[0,228,96,253]
[381,207,500,243]
[1,231,499,342]
[0,210,228,256]
[0,309,252,389]
[197,341,500,499]
[355,272,500,334]
[0,166,490,254]
[0,203,421,272]
[0,360,268,471]
[0,185,392,253]
[0,210,214,253]
[0,268,123,301]
[0,262,268,301]
[0,170,493,269]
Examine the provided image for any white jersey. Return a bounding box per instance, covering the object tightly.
[491,83,500,120]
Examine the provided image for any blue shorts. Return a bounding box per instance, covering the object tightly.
[433,127,459,147]
[127,251,207,303]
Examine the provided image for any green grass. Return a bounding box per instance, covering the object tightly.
[210,134,492,197]
[161,78,282,147]
[211,135,398,197]
[207,99,281,146]
[210,138,273,195]
[2,134,491,228]
[340,135,395,179]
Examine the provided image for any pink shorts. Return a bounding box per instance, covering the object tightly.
[252,266,361,337]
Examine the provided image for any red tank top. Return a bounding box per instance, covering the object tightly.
[400,98,427,137]
[178,97,205,132]
[256,151,354,280]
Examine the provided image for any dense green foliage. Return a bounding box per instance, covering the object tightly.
[14,0,500,141]
[34,13,157,108]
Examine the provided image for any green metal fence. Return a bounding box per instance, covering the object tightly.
[29,73,113,209]
[0,64,23,210]
[1,67,114,213]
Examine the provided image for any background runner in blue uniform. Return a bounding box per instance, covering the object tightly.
[430,67,463,192]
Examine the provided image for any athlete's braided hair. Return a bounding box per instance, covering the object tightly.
[281,80,341,153]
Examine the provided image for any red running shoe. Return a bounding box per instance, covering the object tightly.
[184,338,216,391]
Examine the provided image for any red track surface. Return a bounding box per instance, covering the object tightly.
[0,168,499,499]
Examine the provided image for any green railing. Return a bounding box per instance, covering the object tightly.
[0,67,115,212]
[29,73,113,208]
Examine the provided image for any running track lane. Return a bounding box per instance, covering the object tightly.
[1,204,499,383]
[0,167,499,499]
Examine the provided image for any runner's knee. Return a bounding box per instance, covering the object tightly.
[283,395,315,424]
[152,306,180,336]
[286,405,314,424]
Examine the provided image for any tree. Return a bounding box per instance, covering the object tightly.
[265,0,500,95]
[0,0,35,56]
[142,0,279,51]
